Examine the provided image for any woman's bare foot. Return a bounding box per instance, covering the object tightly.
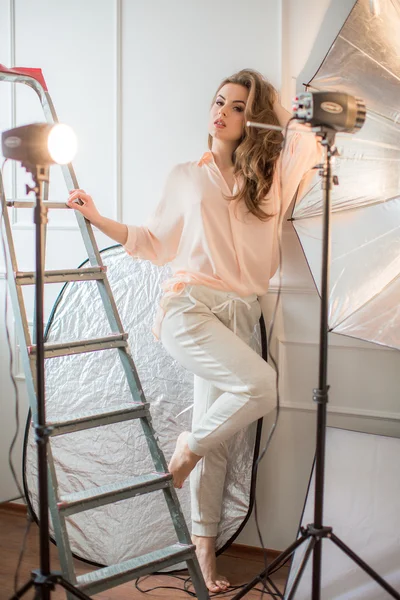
[192,534,230,594]
[168,431,201,488]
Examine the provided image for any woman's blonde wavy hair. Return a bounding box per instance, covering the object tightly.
[208,69,283,221]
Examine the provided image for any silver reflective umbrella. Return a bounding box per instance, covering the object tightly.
[292,0,400,350]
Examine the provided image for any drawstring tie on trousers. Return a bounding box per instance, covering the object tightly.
[211,296,253,336]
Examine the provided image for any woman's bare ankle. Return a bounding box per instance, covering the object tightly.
[168,431,201,488]
[191,534,230,593]
[192,534,215,550]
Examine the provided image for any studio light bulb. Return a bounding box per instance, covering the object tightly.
[47,124,77,164]
[2,122,78,166]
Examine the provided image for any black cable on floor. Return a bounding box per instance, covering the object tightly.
[133,560,288,599]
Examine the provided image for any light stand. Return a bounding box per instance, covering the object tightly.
[232,127,400,600]
[9,163,91,600]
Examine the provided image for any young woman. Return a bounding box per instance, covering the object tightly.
[67,69,321,593]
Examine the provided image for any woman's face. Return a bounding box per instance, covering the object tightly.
[208,83,249,144]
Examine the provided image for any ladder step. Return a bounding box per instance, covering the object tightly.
[48,403,150,436]
[16,267,107,285]
[76,543,195,596]
[57,472,173,516]
[28,333,128,358]
[7,200,69,209]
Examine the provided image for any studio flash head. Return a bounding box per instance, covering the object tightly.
[2,122,77,167]
[292,91,366,134]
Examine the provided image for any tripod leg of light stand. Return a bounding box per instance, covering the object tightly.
[10,579,35,599]
[265,575,283,598]
[11,574,93,600]
[329,534,400,600]
[286,537,317,600]
[259,577,281,598]
[231,531,310,600]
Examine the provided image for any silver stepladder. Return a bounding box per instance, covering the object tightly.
[0,65,208,600]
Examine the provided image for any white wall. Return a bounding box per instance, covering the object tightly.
[1,0,399,554]
[120,0,281,225]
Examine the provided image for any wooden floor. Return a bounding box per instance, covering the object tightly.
[0,506,289,599]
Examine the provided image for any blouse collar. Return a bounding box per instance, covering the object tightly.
[197,151,214,167]
[197,150,242,197]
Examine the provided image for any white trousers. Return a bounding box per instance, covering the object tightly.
[160,284,277,536]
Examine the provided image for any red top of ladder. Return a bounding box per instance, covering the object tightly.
[0,64,48,91]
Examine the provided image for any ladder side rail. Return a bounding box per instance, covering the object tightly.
[0,173,35,392]
[0,172,21,274]
[47,444,77,594]
[138,412,194,542]
[0,72,47,97]
[114,347,150,405]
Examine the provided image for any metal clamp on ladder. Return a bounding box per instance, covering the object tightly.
[0,64,208,600]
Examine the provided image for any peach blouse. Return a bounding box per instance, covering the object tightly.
[124,125,322,339]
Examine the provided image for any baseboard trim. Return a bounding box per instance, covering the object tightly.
[0,501,27,514]
[226,543,283,561]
